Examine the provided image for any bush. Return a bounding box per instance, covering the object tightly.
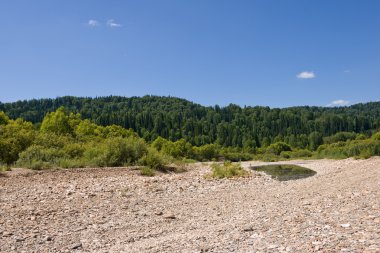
[140,167,155,176]
[193,144,219,161]
[83,137,148,167]
[266,142,291,155]
[63,143,85,158]
[372,131,380,141]
[138,148,169,170]
[208,161,249,179]
[0,164,10,172]
[284,149,313,159]
[323,132,357,144]
[17,145,66,169]
[316,138,380,159]
[29,160,52,170]
[219,147,253,162]
[0,119,36,164]
[58,158,86,169]
[161,139,194,158]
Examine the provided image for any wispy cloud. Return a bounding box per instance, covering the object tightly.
[297,71,316,79]
[343,70,351,73]
[107,19,122,28]
[87,19,100,27]
[326,99,350,107]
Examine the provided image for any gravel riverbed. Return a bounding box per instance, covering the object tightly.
[1,157,379,252]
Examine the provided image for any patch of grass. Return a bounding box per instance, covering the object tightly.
[140,167,155,177]
[207,161,249,179]
[58,158,86,169]
[29,160,52,170]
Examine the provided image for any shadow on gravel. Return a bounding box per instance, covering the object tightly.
[251,164,316,181]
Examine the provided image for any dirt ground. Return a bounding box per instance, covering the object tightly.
[1,157,379,253]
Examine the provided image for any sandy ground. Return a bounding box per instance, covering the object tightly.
[0,158,379,253]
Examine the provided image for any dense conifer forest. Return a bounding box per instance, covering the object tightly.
[1,96,379,150]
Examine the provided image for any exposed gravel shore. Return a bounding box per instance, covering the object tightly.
[1,157,379,253]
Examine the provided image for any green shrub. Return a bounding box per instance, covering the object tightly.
[138,148,169,170]
[372,131,380,141]
[0,164,10,172]
[323,132,357,144]
[58,158,86,168]
[280,151,291,159]
[34,132,73,149]
[40,107,74,135]
[284,149,313,158]
[316,138,380,159]
[0,119,36,164]
[29,160,52,170]
[140,167,155,176]
[193,144,219,161]
[266,142,291,155]
[161,139,194,158]
[83,137,148,167]
[63,143,85,158]
[17,145,66,169]
[208,161,249,179]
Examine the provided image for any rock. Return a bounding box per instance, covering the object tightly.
[44,236,53,241]
[155,211,163,216]
[2,231,13,237]
[15,237,25,242]
[163,213,176,219]
[70,243,82,250]
[340,223,351,228]
[242,226,254,232]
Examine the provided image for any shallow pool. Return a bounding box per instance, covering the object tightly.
[251,164,317,181]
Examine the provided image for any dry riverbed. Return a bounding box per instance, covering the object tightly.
[1,158,380,253]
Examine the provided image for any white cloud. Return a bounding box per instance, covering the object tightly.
[297,71,316,79]
[326,99,350,107]
[107,19,122,28]
[87,19,100,27]
[343,70,351,73]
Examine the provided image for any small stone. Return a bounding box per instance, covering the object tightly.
[163,213,176,219]
[155,211,163,216]
[15,237,25,242]
[70,243,82,250]
[242,226,254,232]
[2,231,13,237]
[340,223,350,228]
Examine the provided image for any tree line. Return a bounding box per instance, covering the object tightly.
[0,95,379,150]
[0,106,379,172]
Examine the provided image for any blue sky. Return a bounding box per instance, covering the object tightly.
[0,0,379,107]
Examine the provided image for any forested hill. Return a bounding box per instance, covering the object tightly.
[1,96,380,148]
